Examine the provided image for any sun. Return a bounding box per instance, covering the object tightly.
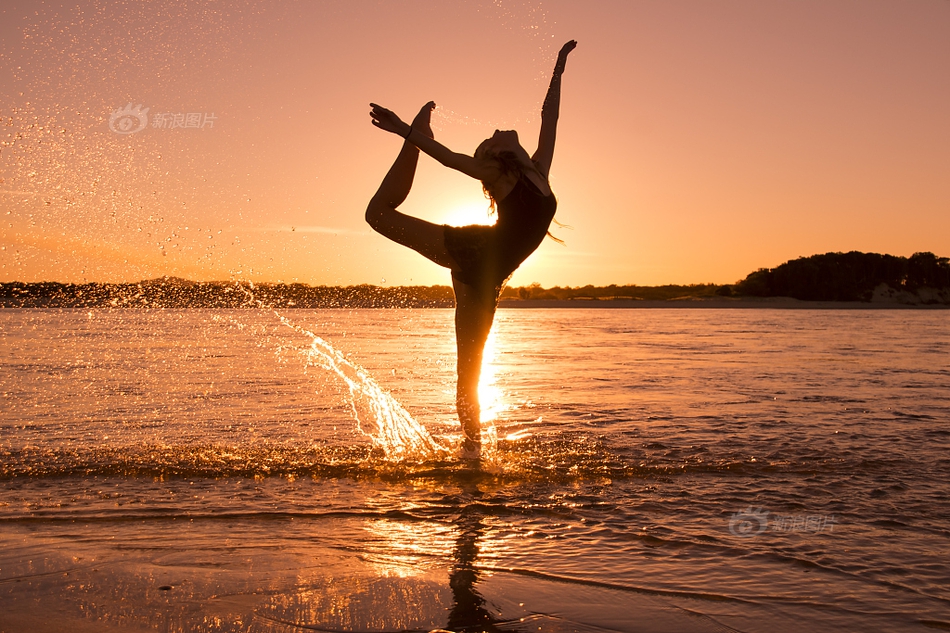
[441,200,495,228]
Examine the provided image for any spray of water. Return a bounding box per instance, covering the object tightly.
[276,312,447,461]
[236,282,447,461]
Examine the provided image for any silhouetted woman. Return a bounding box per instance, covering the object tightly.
[366,41,576,458]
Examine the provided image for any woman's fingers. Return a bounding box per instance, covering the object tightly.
[370,104,392,124]
[558,40,577,58]
[369,103,405,136]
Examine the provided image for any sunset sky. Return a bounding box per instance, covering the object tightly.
[1,0,948,287]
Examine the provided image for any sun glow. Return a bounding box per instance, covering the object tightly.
[441,200,495,229]
[478,327,505,425]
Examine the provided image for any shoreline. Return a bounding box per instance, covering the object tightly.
[2,298,948,310]
[498,297,950,309]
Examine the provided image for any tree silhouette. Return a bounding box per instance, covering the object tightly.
[734,251,950,301]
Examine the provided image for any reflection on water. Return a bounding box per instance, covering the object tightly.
[362,518,456,578]
[260,574,452,632]
[360,480,518,631]
[0,485,534,632]
[446,505,500,631]
[260,502,515,631]
[0,485,515,633]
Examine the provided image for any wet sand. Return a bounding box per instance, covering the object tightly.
[1,522,735,633]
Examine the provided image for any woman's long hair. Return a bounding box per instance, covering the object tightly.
[480,150,525,212]
[480,149,565,244]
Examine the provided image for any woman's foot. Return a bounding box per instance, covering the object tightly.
[410,101,435,139]
[460,438,482,461]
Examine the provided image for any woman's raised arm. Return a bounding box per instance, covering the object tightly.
[370,102,501,183]
[532,40,576,180]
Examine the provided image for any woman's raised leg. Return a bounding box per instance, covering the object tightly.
[365,102,456,269]
[453,277,498,458]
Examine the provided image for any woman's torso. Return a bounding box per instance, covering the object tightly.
[494,175,557,274]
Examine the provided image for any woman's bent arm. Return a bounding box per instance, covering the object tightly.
[532,40,576,180]
[370,103,500,182]
[409,130,501,182]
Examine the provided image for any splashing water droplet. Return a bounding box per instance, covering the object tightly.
[274,314,445,461]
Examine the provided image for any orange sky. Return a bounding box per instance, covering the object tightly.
[1,0,948,287]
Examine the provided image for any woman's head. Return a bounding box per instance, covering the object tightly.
[475,129,529,163]
[476,130,538,206]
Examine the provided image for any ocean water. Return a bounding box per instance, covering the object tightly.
[1,307,949,632]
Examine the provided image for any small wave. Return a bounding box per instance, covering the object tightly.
[0,507,424,526]
[0,437,641,481]
[798,395,868,404]
[0,433,882,484]
[487,565,754,605]
[891,410,937,420]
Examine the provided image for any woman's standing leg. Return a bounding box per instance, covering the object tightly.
[453,278,498,457]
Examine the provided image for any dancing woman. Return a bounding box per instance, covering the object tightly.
[366,41,576,458]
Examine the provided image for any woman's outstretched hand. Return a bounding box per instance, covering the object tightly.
[369,103,411,138]
[554,40,577,74]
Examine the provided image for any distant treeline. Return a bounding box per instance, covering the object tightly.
[730,251,950,302]
[0,279,456,308]
[497,283,721,301]
[0,277,719,308]
[2,251,948,307]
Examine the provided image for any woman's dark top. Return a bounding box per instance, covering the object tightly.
[443,175,557,299]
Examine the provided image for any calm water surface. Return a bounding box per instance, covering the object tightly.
[1,308,948,632]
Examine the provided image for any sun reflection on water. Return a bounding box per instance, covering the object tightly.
[361,518,455,578]
[479,326,505,426]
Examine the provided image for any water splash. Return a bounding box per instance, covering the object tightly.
[229,282,450,461]
[275,313,447,461]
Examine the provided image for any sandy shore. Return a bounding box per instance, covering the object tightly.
[0,520,730,633]
[498,297,950,309]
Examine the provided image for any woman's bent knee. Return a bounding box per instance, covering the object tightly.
[365,201,389,233]
[366,200,408,241]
